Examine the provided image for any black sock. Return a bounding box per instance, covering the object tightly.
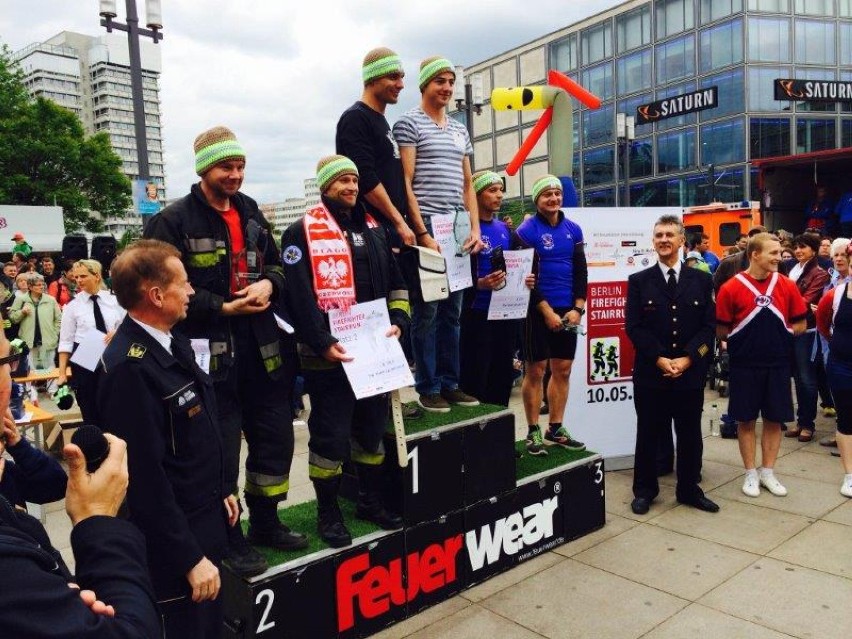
[527,424,539,434]
[548,422,561,433]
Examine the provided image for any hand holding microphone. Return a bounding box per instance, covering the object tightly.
[64,426,128,525]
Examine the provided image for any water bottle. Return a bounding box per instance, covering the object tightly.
[710,402,720,437]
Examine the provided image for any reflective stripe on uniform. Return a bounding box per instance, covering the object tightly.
[388,299,411,317]
[308,451,342,479]
[186,238,217,252]
[244,471,289,497]
[187,252,219,268]
[259,341,282,373]
[351,438,385,465]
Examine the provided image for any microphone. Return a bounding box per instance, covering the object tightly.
[70,425,110,473]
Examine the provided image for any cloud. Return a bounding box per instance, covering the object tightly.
[2,0,619,203]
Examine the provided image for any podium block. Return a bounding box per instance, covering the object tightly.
[561,457,606,541]
[462,411,516,506]
[384,408,515,527]
[384,427,464,526]
[222,548,338,638]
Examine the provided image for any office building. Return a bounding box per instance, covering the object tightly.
[15,31,165,235]
[454,0,852,209]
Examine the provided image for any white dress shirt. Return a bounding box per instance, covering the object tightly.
[57,289,126,354]
[130,317,173,355]
[657,260,682,283]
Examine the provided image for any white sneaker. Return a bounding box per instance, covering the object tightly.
[841,476,852,498]
[759,473,788,497]
[742,474,760,497]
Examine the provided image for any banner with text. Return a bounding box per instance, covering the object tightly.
[563,207,678,462]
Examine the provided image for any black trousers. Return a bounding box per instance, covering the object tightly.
[214,320,295,502]
[159,596,222,639]
[633,385,704,502]
[303,365,387,467]
[69,361,99,424]
[459,308,518,407]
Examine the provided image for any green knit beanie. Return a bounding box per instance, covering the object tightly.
[362,47,404,85]
[316,155,359,193]
[531,175,562,203]
[193,126,246,175]
[419,56,455,90]
[472,170,504,195]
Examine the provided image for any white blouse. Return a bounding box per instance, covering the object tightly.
[57,290,126,353]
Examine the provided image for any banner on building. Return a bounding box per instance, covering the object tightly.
[133,179,161,217]
[635,87,718,124]
[564,207,678,462]
[774,79,852,103]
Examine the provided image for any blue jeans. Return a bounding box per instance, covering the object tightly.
[792,332,818,430]
[413,288,463,395]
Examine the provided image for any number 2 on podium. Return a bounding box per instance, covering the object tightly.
[256,589,275,633]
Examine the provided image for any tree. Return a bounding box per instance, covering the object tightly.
[500,197,532,228]
[0,45,132,232]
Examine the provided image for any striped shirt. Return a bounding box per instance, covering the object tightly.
[392,107,473,218]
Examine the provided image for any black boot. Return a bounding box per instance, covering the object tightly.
[222,500,269,578]
[355,462,403,530]
[246,493,309,551]
[312,476,352,548]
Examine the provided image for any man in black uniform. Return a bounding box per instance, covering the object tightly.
[98,240,238,636]
[626,214,719,516]
[336,46,413,248]
[145,126,306,577]
[281,155,409,547]
[0,328,160,637]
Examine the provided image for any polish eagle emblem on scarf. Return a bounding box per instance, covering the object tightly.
[318,257,349,288]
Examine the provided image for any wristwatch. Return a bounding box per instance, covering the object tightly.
[571,306,586,316]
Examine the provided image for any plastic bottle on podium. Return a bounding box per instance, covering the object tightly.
[709,403,720,437]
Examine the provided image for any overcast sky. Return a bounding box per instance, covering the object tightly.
[1,0,619,203]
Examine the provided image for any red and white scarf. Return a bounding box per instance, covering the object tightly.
[303,204,378,312]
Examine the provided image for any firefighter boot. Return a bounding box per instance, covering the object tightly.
[222,499,269,578]
[246,493,309,551]
[311,476,352,548]
[355,462,403,530]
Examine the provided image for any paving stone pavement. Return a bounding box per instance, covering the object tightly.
[35,385,850,638]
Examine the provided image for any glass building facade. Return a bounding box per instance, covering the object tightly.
[457,0,852,208]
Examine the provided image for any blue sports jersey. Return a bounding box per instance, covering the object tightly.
[472,218,512,311]
[516,212,583,307]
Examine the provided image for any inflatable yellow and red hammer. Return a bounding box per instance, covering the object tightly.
[491,70,601,179]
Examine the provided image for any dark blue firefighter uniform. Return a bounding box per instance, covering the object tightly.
[98,317,229,638]
[626,264,715,504]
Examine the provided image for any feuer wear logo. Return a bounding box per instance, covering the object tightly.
[465,496,559,571]
[541,233,555,250]
[177,389,196,406]
[336,536,463,632]
[755,294,772,308]
[318,257,350,288]
[481,235,493,254]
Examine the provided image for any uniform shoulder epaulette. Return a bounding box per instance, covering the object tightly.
[127,343,147,359]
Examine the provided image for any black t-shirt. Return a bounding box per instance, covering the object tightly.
[336,101,407,226]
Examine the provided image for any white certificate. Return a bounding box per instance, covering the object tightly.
[488,249,534,320]
[190,339,211,374]
[430,212,473,293]
[328,299,415,399]
[69,328,107,372]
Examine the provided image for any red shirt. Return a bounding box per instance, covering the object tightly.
[220,207,247,294]
[716,271,807,367]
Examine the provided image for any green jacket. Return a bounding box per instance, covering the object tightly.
[9,293,62,351]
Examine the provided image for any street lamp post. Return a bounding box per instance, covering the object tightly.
[98,0,163,186]
[615,113,635,207]
[453,66,483,168]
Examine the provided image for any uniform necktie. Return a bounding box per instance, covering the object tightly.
[90,294,107,333]
[667,268,677,295]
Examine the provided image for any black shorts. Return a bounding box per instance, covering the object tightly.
[523,306,578,362]
[728,366,793,424]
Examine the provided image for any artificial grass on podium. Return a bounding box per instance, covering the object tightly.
[514,441,596,480]
[241,499,382,568]
[395,402,508,436]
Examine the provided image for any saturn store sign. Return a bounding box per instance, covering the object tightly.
[635,86,718,125]
[774,79,852,103]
